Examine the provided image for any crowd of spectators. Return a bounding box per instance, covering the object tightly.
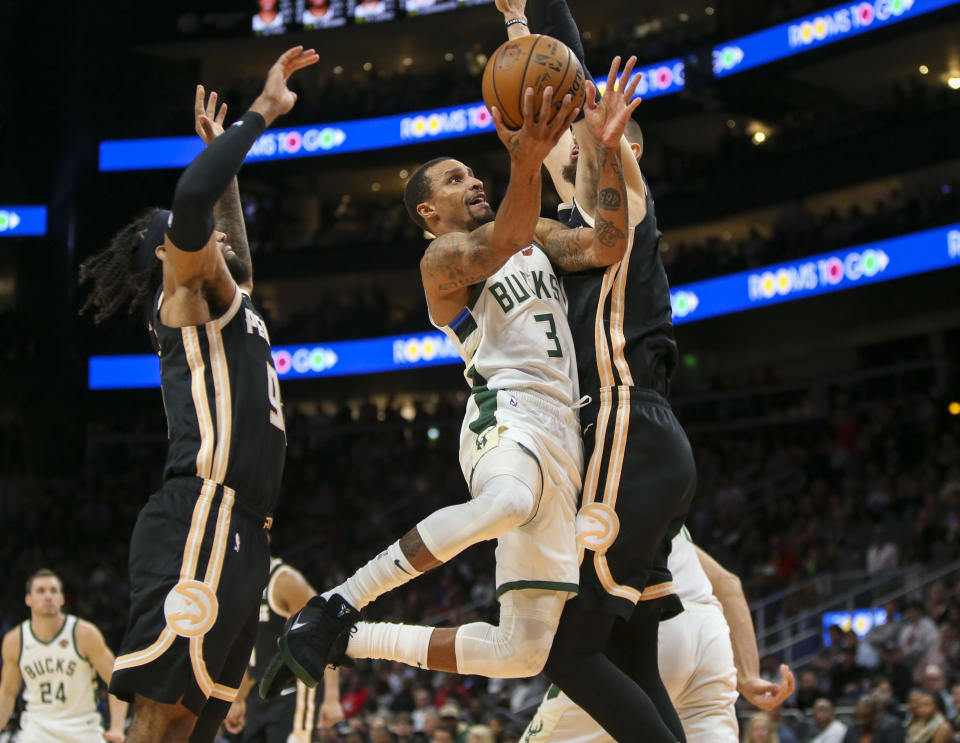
[1,349,959,740]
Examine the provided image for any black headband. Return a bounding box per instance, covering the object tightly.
[136,209,171,275]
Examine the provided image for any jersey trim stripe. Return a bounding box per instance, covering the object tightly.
[601,387,629,511]
[214,288,244,330]
[266,564,296,619]
[191,485,236,699]
[608,230,636,387]
[638,581,674,601]
[294,682,316,734]
[578,401,612,565]
[181,479,217,582]
[593,265,618,389]
[183,326,215,480]
[113,627,176,671]
[206,322,233,483]
[495,580,579,598]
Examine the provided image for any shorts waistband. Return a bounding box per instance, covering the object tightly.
[164,476,274,529]
[594,386,671,409]
[500,388,580,427]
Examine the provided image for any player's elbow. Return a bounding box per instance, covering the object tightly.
[591,241,627,268]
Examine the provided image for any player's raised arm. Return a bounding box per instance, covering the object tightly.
[419,87,578,325]
[695,546,796,710]
[514,0,649,224]
[194,86,254,294]
[0,628,22,731]
[536,56,639,272]
[161,47,318,308]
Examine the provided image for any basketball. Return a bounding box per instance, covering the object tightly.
[481,34,586,130]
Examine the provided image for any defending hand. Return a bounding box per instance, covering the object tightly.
[251,46,320,125]
[194,85,227,145]
[583,55,643,150]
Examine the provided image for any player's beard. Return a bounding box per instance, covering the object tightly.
[224,251,252,286]
[470,203,496,227]
[561,158,577,186]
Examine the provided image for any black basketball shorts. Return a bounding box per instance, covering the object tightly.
[575,386,696,621]
[110,476,270,715]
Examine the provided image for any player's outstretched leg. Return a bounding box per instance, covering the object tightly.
[262,445,542,696]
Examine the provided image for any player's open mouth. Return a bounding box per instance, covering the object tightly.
[571,147,579,160]
[469,193,488,208]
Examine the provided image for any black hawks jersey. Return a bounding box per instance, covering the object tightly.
[151,287,287,515]
[559,181,678,397]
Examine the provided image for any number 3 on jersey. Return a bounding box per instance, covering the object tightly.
[266,362,286,432]
[534,313,564,358]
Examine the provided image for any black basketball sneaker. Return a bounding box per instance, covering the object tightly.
[259,594,359,698]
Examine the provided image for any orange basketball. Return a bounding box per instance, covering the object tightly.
[481,34,586,130]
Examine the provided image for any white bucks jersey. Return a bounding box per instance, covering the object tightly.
[18,615,102,742]
[434,243,579,408]
[670,528,720,609]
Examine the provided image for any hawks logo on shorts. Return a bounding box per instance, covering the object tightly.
[575,503,620,552]
[164,580,219,637]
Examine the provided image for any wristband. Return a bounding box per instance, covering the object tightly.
[505,17,528,28]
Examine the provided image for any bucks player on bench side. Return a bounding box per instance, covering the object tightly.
[0,569,128,743]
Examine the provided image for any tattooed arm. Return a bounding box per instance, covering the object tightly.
[215,179,252,290]
[195,85,254,292]
[537,139,629,271]
[572,57,648,227]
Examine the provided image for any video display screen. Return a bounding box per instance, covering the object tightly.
[251,0,299,35]
[348,0,397,23]
[301,0,348,28]
[403,0,459,16]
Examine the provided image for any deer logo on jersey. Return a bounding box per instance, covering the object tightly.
[576,503,620,552]
[164,580,218,637]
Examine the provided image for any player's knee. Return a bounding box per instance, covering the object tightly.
[512,629,553,676]
[489,485,535,529]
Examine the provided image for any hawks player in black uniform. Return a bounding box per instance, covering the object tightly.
[78,47,319,743]
[499,2,695,741]
[224,557,343,742]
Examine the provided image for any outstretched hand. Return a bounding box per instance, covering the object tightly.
[194,85,227,145]
[495,0,526,17]
[583,55,643,150]
[252,46,320,125]
[491,87,580,170]
[739,664,796,710]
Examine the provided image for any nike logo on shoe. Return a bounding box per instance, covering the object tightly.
[291,616,310,631]
[395,559,411,575]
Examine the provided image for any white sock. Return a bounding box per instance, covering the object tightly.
[322,540,419,610]
[347,622,434,669]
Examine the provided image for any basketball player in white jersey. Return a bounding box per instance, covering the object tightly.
[522,531,796,742]
[0,569,128,743]
[224,557,342,742]
[262,59,641,697]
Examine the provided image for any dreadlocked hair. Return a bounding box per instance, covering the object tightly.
[78,208,164,325]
